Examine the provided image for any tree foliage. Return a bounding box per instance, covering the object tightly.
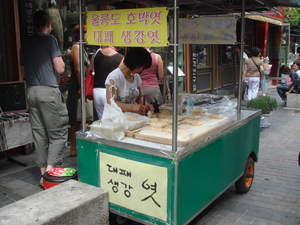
[285,7,300,30]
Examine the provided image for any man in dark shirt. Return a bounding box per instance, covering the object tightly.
[20,10,68,188]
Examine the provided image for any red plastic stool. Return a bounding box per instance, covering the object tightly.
[43,170,78,190]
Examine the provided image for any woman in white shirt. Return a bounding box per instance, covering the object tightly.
[105,47,154,115]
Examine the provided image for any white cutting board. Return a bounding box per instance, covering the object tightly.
[134,116,234,147]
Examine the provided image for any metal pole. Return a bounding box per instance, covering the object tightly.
[286,23,290,65]
[237,0,245,114]
[172,1,178,152]
[79,0,86,133]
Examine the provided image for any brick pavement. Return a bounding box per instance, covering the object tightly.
[0,148,77,208]
[189,87,300,225]
[0,86,299,225]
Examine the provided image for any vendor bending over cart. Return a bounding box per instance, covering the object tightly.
[105,47,154,115]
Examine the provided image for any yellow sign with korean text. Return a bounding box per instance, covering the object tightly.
[99,152,168,221]
[178,16,237,44]
[86,7,169,47]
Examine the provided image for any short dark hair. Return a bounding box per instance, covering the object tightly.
[123,47,152,71]
[73,24,87,41]
[293,61,300,67]
[280,65,291,74]
[252,47,261,57]
[33,10,52,29]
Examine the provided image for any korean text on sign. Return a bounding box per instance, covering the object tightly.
[178,16,237,44]
[86,7,169,47]
[99,152,168,221]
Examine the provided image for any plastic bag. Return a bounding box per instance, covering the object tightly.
[124,112,150,131]
[48,168,77,177]
[102,98,128,130]
[205,96,237,117]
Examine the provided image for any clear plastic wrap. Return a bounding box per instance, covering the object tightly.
[124,112,150,131]
[182,94,237,117]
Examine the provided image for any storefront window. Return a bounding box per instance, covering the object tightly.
[195,44,209,67]
[219,45,233,65]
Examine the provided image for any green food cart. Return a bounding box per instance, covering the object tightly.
[76,109,260,225]
[74,0,270,224]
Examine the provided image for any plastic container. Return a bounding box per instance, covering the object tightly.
[186,95,195,115]
[101,122,125,140]
[90,120,125,141]
[89,120,102,134]
[43,169,78,190]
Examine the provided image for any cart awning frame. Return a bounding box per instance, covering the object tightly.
[79,0,297,151]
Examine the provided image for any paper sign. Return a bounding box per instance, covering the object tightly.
[86,7,169,47]
[167,66,185,76]
[179,16,237,44]
[99,152,168,221]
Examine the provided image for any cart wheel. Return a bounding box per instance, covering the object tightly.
[109,213,131,225]
[235,157,254,194]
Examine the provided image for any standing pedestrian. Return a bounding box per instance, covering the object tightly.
[66,24,89,156]
[93,46,124,120]
[243,47,264,100]
[139,47,169,105]
[261,57,270,96]
[233,45,248,64]
[20,10,68,187]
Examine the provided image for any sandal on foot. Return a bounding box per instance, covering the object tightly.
[39,176,44,189]
[70,149,77,156]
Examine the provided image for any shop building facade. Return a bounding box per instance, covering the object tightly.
[0,1,287,96]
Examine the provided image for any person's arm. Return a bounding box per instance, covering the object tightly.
[243,61,248,81]
[106,80,145,115]
[260,64,265,80]
[286,86,295,95]
[286,71,298,95]
[156,54,170,94]
[52,56,65,75]
[136,86,144,105]
[71,44,81,86]
[156,54,164,83]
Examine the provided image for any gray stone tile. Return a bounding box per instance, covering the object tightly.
[5,192,24,201]
[240,214,254,222]
[0,175,17,185]
[270,214,298,225]
[2,198,15,206]
[0,185,13,195]
[245,210,272,220]
[235,220,252,225]
[251,218,271,225]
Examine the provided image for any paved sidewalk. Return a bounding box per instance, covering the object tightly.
[189,86,300,225]
[0,86,299,225]
[0,147,77,207]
